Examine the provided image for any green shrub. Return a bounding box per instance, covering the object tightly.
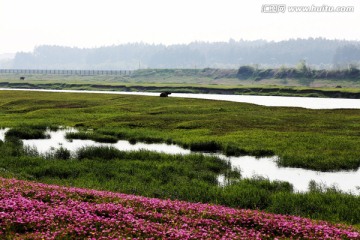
[6,128,49,140]
[54,147,71,160]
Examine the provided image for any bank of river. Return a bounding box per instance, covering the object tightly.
[1,128,358,195]
[1,88,360,109]
[1,81,360,99]
[1,89,359,193]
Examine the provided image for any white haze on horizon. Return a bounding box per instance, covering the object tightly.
[0,0,359,54]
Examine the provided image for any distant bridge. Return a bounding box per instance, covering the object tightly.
[0,69,132,76]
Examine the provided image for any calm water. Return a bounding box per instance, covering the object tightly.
[222,156,360,194]
[1,88,360,109]
[172,93,360,109]
[1,128,358,194]
[1,88,359,192]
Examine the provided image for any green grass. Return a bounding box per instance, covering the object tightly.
[0,90,359,226]
[5,126,52,139]
[1,90,360,171]
[0,138,359,226]
[2,78,360,98]
[2,69,360,98]
[65,131,118,143]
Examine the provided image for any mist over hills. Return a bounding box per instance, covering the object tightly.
[4,38,360,70]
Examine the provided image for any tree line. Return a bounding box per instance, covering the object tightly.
[237,60,360,83]
[6,38,360,70]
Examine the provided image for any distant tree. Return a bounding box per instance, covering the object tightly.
[296,59,307,72]
[347,64,360,78]
[274,65,289,78]
[10,38,360,70]
[237,66,255,79]
[296,59,313,78]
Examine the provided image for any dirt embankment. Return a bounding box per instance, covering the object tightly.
[1,81,360,99]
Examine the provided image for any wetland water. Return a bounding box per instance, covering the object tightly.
[1,128,359,194]
[1,88,360,109]
[1,89,359,193]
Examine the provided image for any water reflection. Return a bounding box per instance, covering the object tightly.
[1,128,359,194]
[172,93,360,109]
[224,156,360,194]
[0,128,8,141]
[22,128,191,155]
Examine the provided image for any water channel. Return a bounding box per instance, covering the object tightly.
[1,88,359,194]
[1,128,359,195]
[1,88,360,109]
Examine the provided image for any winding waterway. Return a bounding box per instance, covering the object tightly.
[1,89,359,194]
[1,88,360,109]
[1,128,359,195]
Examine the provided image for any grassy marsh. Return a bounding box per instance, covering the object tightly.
[2,69,360,98]
[0,139,359,226]
[1,90,360,171]
[0,90,360,226]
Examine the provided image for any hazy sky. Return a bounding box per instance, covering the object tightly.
[0,0,359,54]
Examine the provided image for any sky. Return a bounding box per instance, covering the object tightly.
[0,0,359,54]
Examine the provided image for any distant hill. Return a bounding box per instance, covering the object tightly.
[6,38,360,70]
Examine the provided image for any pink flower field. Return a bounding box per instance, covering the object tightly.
[0,177,359,239]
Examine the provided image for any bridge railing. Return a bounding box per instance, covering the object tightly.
[0,69,132,76]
